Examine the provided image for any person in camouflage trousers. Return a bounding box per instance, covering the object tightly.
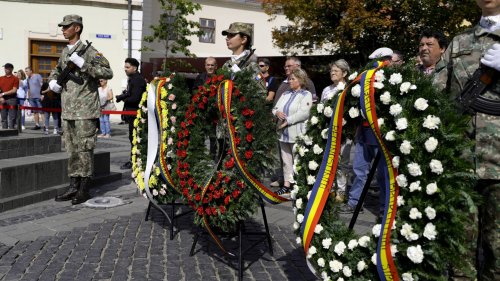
[48,14,113,205]
[434,1,500,280]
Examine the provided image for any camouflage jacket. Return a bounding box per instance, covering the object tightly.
[434,24,500,180]
[222,50,266,91]
[49,40,113,120]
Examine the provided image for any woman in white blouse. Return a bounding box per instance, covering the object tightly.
[320,59,350,102]
[272,68,313,196]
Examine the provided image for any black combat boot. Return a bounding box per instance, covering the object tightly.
[55,177,80,201]
[71,177,91,205]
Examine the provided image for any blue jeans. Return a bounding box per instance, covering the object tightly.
[99,115,111,135]
[44,111,59,130]
[348,141,388,211]
[17,98,26,125]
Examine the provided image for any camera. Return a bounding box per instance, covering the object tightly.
[115,90,130,103]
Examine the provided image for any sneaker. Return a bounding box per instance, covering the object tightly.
[53,129,58,135]
[339,204,364,214]
[276,186,291,198]
[32,125,41,130]
[44,129,49,135]
[22,125,25,130]
[120,161,132,170]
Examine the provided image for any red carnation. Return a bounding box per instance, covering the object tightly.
[219,206,226,214]
[197,207,204,215]
[211,207,217,215]
[245,120,253,129]
[205,208,212,215]
[217,74,224,81]
[187,119,193,125]
[177,150,187,158]
[224,195,231,205]
[203,198,208,204]
[180,180,186,187]
[234,88,240,96]
[234,137,241,145]
[195,193,201,201]
[224,176,231,184]
[182,188,189,196]
[224,157,235,169]
[245,150,253,160]
[239,96,246,102]
[187,178,194,186]
[180,121,186,129]
[209,184,215,191]
[217,171,223,179]
[198,102,205,109]
[232,189,240,199]
[177,131,184,138]
[214,190,220,199]
[236,180,244,188]
[246,133,253,143]
[211,76,218,84]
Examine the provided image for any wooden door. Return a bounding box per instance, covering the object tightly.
[29,39,67,81]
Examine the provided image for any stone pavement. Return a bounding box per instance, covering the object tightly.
[0,122,378,281]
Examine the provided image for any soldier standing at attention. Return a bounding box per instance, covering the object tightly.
[434,0,500,280]
[222,22,260,76]
[48,14,113,205]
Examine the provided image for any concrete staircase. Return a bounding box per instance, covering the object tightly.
[0,132,121,212]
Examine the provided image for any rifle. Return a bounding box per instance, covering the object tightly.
[459,65,500,116]
[237,48,256,69]
[57,40,93,86]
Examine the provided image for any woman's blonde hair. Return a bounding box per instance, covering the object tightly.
[290,68,309,88]
[16,69,26,80]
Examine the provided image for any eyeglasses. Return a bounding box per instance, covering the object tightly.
[258,64,267,68]
[284,64,298,69]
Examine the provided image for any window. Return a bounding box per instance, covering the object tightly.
[199,18,215,43]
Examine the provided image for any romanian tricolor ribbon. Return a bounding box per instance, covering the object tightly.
[359,61,399,281]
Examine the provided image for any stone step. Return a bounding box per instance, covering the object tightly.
[0,134,61,160]
[0,151,111,207]
[0,129,18,137]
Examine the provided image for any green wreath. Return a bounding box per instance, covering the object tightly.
[293,63,478,280]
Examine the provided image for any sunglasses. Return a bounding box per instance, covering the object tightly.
[258,64,267,67]
[226,33,238,39]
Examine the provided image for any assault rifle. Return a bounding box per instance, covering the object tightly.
[57,40,93,87]
[237,48,256,69]
[459,65,500,116]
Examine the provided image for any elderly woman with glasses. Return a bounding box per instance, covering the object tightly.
[272,68,313,197]
[321,59,350,102]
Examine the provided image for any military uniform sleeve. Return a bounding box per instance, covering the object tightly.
[80,46,113,80]
[49,54,65,82]
[433,44,452,93]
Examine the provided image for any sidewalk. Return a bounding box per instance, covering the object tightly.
[0,122,377,281]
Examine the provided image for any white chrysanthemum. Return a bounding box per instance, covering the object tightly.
[322,238,332,249]
[152,189,159,196]
[314,224,324,234]
[348,239,358,250]
[297,214,304,223]
[316,103,324,113]
[390,104,403,116]
[348,71,358,81]
[378,118,385,127]
[293,222,300,230]
[296,237,302,244]
[310,116,319,125]
[295,198,303,209]
[313,144,324,154]
[308,245,317,256]
[375,70,385,82]
[303,135,313,146]
[407,245,424,264]
[409,181,422,192]
[357,260,367,272]
[380,91,391,105]
[392,156,400,168]
[317,257,325,267]
[397,195,405,206]
[358,236,370,247]
[343,266,352,277]
[425,137,439,153]
[400,140,413,155]
[348,107,360,118]
[400,223,413,239]
[424,223,437,240]
[425,206,436,220]
[374,82,384,89]
[430,159,444,174]
[426,182,438,195]
[395,117,408,130]
[414,98,429,111]
[400,82,412,94]
[371,253,377,265]
[372,224,381,237]
[321,129,329,139]
[307,175,316,185]
[389,73,403,85]
[396,174,408,188]
[407,162,422,177]
[409,207,423,220]
[308,160,319,171]
[385,130,396,141]
[334,241,347,256]
[402,272,414,281]
[351,84,361,97]
[324,106,333,118]
[329,260,343,272]
[423,115,441,129]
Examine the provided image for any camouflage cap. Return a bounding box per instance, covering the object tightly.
[222,22,253,38]
[58,14,83,27]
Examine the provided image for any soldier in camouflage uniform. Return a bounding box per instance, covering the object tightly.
[48,15,113,205]
[434,1,499,280]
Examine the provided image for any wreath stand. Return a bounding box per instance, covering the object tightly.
[144,200,193,240]
[349,151,381,229]
[189,196,273,281]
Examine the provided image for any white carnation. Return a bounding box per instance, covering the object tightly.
[395,117,408,130]
[407,162,423,177]
[295,198,303,209]
[423,223,437,240]
[358,236,370,247]
[303,135,313,146]
[372,224,381,237]
[308,245,317,257]
[374,82,384,89]
[400,82,412,94]
[402,273,414,281]
[317,257,326,267]
[391,244,398,257]
[414,98,429,111]
[430,159,444,175]
[307,175,316,185]
[400,140,413,155]
[348,107,360,118]
[357,260,367,272]
[314,224,324,234]
[423,115,441,130]
[323,106,333,118]
[348,71,358,81]
[409,207,423,220]
[392,156,400,168]
[351,84,361,97]
[297,214,304,223]
[322,238,332,249]
[308,160,319,171]
[389,73,403,85]
[385,130,396,141]
[293,222,300,230]
[342,266,352,277]
[321,129,329,139]
[396,174,408,188]
[425,206,436,220]
[424,137,439,153]
[378,118,385,127]
[371,253,377,265]
[310,116,319,125]
[426,182,438,195]
[400,223,414,240]
[380,91,391,105]
[409,181,422,192]
[337,81,346,91]
[329,260,343,272]
[375,70,386,82]
[313,144,324,154]
[296,237,302,244]
[334,241,347,256]
[397,195,405,206]
[406,245,424,264]
[316,103,324,113]
[389,104,403,116]
[347,239,358,250]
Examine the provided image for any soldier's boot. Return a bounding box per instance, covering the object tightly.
[55,177,80,201]
[71,177,91,205]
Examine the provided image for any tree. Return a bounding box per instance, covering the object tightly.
[262,0,480,65]
[143,0,203,70]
